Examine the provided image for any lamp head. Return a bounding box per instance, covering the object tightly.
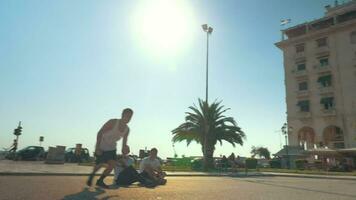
[208,27,213,34]
[202,24,208,31]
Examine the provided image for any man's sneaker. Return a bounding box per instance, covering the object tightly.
[159,179,167,185]
[96,179,109,189]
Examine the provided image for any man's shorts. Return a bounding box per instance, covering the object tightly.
[95,150,116,164]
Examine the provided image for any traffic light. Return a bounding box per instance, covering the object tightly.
[13,126,22,136]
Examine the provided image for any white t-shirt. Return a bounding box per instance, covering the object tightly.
[114,156,134,181]
[139,157,161,172]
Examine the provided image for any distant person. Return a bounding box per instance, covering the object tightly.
[87,108,133,188]
[9,139,18,153]
[114,146,154,187]
[139,148,167,186]
[221,155,229,168]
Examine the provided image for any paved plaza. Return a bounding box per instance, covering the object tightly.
[1,176,356,200]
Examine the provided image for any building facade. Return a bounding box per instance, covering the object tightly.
[276,1,356,151]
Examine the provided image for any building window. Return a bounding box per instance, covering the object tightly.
[297,100,310,112]
[299,82,308,91]
[319,57,329,66]
[317,74,332,87]
[351,31,356,44]
[297,63,306,71]
[295,44,305,53]
[320,97,334,110]
[316,37,327,47]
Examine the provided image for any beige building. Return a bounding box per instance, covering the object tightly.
[276,1,356,151]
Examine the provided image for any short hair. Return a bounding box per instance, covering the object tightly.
[122,108,133,116]
[150,148,158,153]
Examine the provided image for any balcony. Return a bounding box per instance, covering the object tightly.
[319,86,333,94]
[296,90,309,96]
[314,64,332,73]
[297,111,312,119]
[318,86,333,94]
[320,108,336,116]
[292,69,308,77]
[294,51,306,60]
[315,45,329,56]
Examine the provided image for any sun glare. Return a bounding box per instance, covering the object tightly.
[132,0,196,56]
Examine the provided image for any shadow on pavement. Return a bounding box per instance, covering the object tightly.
[62,187,118,200]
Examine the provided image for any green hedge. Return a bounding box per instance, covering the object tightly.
[245,158,258,169]
[191,159,203,170]
[295,159,308,170]
[269,159,281,168]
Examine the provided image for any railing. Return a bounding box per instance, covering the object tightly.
[297,111,312,118]
[318,86,333,94]
[292,69,308,76]
[296,90,309,96]
[315,45,329,55]
[294,51,306,59]
[320,108,336,116]
[314,64,332,72]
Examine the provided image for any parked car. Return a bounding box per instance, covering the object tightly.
[14,146,45,161]
[65,147,90,163]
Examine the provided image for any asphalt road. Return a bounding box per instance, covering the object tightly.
[0,176,356,200]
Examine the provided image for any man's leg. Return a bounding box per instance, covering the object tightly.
[96,160,115,188]
[87,164,102,186]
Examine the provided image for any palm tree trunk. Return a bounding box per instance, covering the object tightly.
[202,144,215,171]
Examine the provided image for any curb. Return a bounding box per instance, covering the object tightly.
[1,172,356,180]
[0,172,231,177]
[259,172,356,181]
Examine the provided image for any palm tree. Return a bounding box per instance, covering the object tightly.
[251,146,271,159]
[172,99,245,170]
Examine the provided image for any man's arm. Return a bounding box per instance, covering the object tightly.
[121,127,130,152]
[95,119,114,154]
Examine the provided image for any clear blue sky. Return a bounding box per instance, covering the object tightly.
[0,0,337,158]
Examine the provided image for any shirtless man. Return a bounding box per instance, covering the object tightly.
[87,108,133,188]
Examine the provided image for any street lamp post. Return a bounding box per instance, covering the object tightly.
[282,123,293,169]
[201,24,213,169]
[201,24,213,104]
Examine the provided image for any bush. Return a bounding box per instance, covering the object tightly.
[245,158,258,169]
[314,160,322,169]
[173,157,192,166]
[269,159,281,168]
[295,159,308,170]
[191,158,203,170]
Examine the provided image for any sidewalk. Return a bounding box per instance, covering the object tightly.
[0,160,229,176]
[1,160,356,180]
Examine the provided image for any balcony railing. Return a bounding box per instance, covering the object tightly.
[315,45,329,55]
[314,64,332,72]
[320,108,336,116]
[294,51,306,59]
[296,90,309,96]
[297,111,312,119]
[292,69,308,76]
[318,86,333,94]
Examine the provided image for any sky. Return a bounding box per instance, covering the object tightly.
[0,0,339,158]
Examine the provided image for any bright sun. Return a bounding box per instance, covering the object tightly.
[132,0,195,55]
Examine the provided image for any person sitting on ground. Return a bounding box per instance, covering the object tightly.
[139,148,167,186]
[114,146,154,187]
